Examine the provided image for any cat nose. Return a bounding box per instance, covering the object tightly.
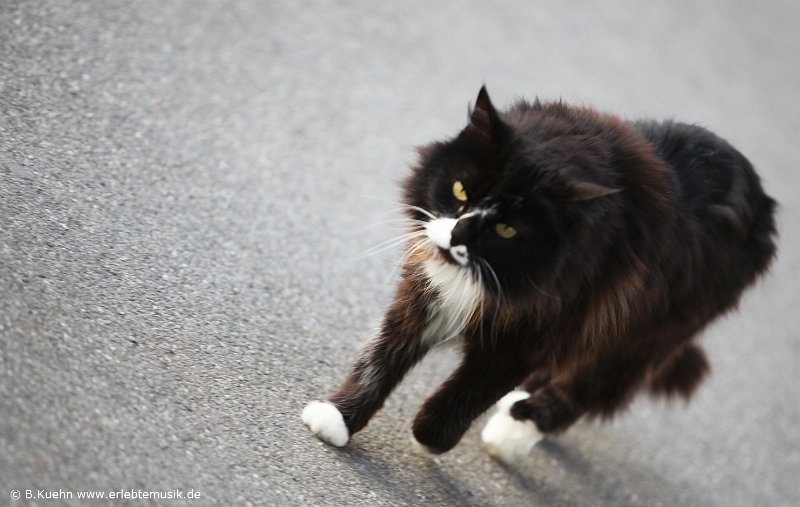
[450,215,483,246]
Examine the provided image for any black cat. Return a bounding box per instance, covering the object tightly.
[302,87,777,459]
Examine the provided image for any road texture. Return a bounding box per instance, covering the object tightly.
[1,1,799,505]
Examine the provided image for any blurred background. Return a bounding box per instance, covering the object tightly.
[1,1,798,505]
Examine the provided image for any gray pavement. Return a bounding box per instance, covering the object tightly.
[1,1,799,505]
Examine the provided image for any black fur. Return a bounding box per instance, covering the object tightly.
[306,87,777,454]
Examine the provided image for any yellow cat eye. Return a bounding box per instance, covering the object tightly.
[452,180,468,202]
[495,223,517,239]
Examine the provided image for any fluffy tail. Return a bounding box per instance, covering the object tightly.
[648,342,710,399]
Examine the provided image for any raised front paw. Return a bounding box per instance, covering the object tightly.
[301,401,349,447]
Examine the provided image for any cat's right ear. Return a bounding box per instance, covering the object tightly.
[460,86,507,148]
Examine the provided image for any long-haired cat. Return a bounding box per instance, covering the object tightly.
[302,86,777,461]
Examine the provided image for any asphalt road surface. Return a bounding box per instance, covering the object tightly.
[2,1,799,506]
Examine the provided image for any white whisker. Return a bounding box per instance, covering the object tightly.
[356,230,427,259]
[527,276,560,300]
[386,237,430,282]
[359,218,427,232]
[479,258,504,341]
[351,194,438,221]
[477,264,485,348]
[402,204,437,220]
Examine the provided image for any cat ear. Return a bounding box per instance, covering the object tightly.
[561,165,622,201]
[570,181,622,201]
[461,86,507,146]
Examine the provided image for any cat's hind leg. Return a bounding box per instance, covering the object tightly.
[507,339,692,436]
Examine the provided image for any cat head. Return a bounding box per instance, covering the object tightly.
[403,86,624,302]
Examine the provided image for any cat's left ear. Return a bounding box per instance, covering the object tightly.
[460,86,508,147]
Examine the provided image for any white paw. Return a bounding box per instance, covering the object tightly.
[481,391,542,462]
[301,401,349,447]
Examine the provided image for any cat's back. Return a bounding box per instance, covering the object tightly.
[633,120,777,297]
[635,121,774,231]
[634,121,757,208]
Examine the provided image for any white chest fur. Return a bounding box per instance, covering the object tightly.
[421,258,484,345]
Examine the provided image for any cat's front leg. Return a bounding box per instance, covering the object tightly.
[412,345,531,453]
[303,277,431,447]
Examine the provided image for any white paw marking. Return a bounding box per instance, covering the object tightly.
[481,391,543,462]
[301,401,349,447]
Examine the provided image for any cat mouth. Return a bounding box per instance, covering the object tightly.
[436,245,469,267]
[423,217,469,266]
